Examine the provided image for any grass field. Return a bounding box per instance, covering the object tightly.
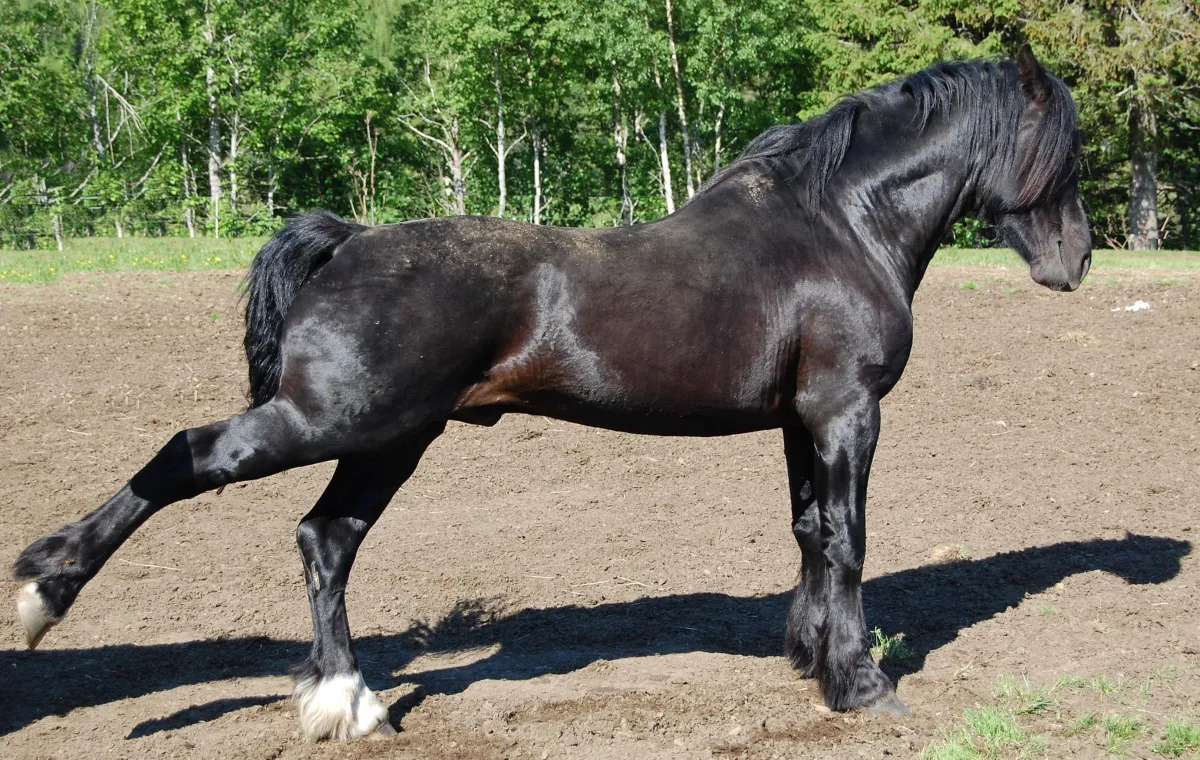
[1,237,1198,284]
[0,237,266,284]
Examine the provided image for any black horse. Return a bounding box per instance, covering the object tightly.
[14,48,1090,740]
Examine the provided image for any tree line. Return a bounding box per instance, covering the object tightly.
[1,0,1197,250]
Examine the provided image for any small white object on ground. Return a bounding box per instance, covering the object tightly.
[1112,300,1151,312]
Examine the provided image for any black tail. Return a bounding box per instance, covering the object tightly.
[243,211,365,407]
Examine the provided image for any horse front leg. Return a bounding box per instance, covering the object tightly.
[292,423,443,741]
[804,396,908,715]
[782,426,825,677]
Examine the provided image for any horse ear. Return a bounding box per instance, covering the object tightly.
[1016,44,1052,105]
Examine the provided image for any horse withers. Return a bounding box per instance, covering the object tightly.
[14,47,1090,740]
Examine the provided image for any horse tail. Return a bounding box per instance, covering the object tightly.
[243,210,366,407]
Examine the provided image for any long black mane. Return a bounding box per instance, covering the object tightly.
[700,58,1077,210]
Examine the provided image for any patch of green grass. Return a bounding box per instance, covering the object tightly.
[1156,665,1180,684]
[1065,711,1098,738]
[208,312,224,321]
[0,237,265,283]
[1105,714,1147,756]
[921,707,1046,759]
[870,627,915,666]
[933,247,1200,270]
[1155,277,1188,286]
[994,675,1057,716]
[1039,605,1060,616]
[1092,675,1117,695]
[960,280,979,290]
[1056,675,1088,689]
[1152,719,1200,757]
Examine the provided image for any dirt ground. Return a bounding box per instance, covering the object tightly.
[0,266,1196,760]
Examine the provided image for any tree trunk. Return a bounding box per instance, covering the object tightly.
[365,112,378,224]
[404,57,472,217]
[267,157,276,219]
[450,116,468,216]
[83,2,105,161]
[612,72,632,226]
[494,48,508,218]
[228,62,241,226]
[180,139,196,238]
[532,124,543,225]
[664,0,694,200]
[658,111,675,214]
[1128,103,1158,250]
[52,214,64,251]
[203,13,222,238]
[713,100,725,176]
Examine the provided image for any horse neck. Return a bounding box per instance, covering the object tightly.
[817,105,984,301]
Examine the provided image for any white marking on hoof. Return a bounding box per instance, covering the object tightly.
[294,671,390,741]
[16,582,62,650]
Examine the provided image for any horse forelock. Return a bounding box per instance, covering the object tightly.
[903,59,1078,209]
[696,57,1078,211]
[1013,76,1078,208]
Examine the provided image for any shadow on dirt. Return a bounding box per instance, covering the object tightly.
[0,533,1188,738]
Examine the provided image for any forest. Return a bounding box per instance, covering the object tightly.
[1,0,1198,250]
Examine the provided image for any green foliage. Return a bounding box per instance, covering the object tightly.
[993,675,1057,716]
[1105,714,1147,756]
[2,1,1199,248]
[1153,719,1200,758]
[869,627,915,665]
[921,707,1046,759]
[1066,711,1098,737]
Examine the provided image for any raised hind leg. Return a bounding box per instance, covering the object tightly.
[782,426,824,677]
[13,400,330,648]
[292,423,444,741]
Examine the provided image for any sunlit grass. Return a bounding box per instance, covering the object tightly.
[0,237,265,284]
[994,675,1057,717]
[1153,719,1200,757]
[933,248,1200,270]
[3,240,1199,284]
[921,707,1046,759]
[1105,714,1147,756]
[870,627,916,666]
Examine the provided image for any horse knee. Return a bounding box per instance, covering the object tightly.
[791,504,820,549]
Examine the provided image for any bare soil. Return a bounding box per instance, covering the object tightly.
[0,267,1197,760]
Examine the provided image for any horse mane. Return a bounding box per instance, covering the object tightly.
[697,58,1077,210]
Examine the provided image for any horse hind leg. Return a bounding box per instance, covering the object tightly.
[782,426,825,677]
[12,399,327,648]
[292,423,444,741]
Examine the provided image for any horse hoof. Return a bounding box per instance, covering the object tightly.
[369,722,398,740]
[17,582,62,650]
[865,692,910,717]
[294,671,391,741]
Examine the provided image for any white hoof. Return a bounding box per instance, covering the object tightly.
[294,671,390,741]
[16,582,62,650]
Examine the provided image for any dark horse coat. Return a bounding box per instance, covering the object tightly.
[15,48,1090,741]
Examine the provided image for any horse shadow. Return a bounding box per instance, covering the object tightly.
[0,533,1188,739]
